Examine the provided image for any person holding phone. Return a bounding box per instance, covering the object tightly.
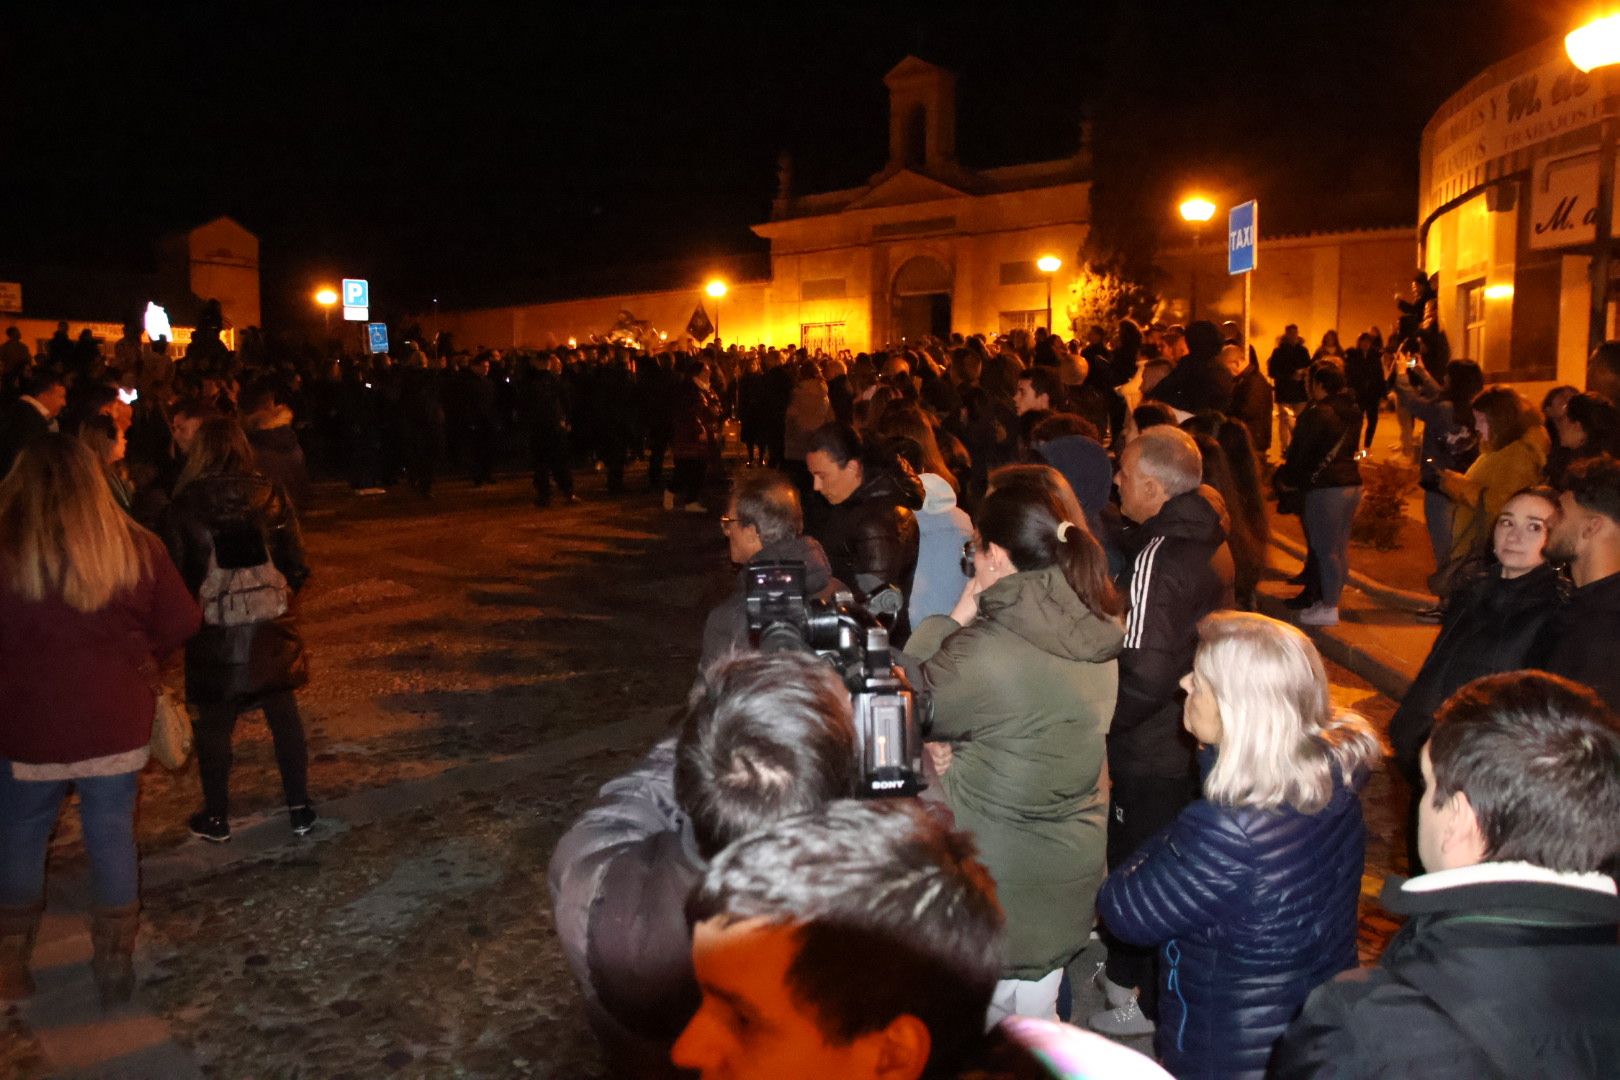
[1394,358,1484,595]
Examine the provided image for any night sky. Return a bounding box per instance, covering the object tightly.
[0,2,1572,331]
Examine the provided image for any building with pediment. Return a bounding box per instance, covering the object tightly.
[435,57,1094,353]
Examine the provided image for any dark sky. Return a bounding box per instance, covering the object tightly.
[0,1,1573,330]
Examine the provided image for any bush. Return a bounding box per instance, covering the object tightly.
[1352,459,1420,551]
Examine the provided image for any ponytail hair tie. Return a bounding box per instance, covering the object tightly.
[1056,520,1076,542]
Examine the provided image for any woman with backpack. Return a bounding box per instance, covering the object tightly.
[163,418,314,842]
[0,436,200,1005]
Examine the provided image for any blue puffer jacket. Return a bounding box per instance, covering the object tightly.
[1096,758,1367,1080]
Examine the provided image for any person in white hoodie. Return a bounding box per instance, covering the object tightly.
[908,470,972,625]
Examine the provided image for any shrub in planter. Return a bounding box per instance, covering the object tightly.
[1352,459,1419,551]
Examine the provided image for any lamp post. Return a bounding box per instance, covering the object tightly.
[706,279,727,344]
[1568,15,1620,353]
[1179,197,1217,321]
[314,287,338,334]
[1036,255,1062,333]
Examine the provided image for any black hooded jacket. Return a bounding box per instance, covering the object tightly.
[1149,321,1234,416]
[1110,487,1235,779]
[1539,569,1620,713]
[1389,562,1565,779]
[811,456,925,641]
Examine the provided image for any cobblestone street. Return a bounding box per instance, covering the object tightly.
[4,467,1413,1078]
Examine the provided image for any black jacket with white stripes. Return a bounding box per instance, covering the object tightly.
[1109,486,1235,779]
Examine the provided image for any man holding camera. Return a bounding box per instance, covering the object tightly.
[803,422,924,644]
[546,651,858,1078]
[699,470,843,672]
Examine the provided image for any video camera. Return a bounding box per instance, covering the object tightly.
[743,561,928,798]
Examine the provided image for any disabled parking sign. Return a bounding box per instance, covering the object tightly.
[366,322,389,354]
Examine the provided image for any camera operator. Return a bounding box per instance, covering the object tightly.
[546,651,857,1078]
[700,471,843,672]
[803,422,924,644]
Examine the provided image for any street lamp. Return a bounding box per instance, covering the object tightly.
[706,279,727,343]
[1569,15,1620,352]
[314,287,338,333]
[1036,255,1062,332]
[1179,197,1217,321]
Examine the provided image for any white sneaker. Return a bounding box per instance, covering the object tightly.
[1087,997,1155,1037]
[1299,603,1340,627]
[1091,964,1136,1010]
[662,490,676,511]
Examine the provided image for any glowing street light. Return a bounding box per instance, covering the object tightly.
[314,287,339,333]
[1178,197,1217,224]
[705,279,727,342]
[1570,15,1620,352]
[1178,196,1218,320]
[1036,255,1062,331]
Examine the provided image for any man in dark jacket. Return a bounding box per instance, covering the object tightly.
[464,354,501,485]
[1092,425,1234,1037]
[804,423,925,644]
[700,470,843,671]
[0,370,66,476]
[1224,342,1273,460]
[1147,320,1233,418]
[1267,324,1311,453]
[1274,671,1620,1079]
[546,651,857,1080]
[519,354,575,507]
[1541,454,1620,711]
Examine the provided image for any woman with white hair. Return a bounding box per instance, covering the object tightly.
[1096,612,1381,1080]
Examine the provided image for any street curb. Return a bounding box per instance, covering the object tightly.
[1254,590,1416,702]
[1270,533,1433,611]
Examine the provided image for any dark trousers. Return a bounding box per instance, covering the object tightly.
[1362,406,1380,450]
[599,435,627,493]
[469,427,498,484]
[1102,771,1199,1015]
[646,427,670,490]
[529,429,573,503]
[195,690,309,818]
[669,457,705,504]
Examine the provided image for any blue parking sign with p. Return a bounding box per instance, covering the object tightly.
[367,322,389,354]
[342,278,369,308]
[1227,201,1257,275]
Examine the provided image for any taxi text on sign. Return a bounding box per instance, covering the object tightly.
[1228,201,1258,275]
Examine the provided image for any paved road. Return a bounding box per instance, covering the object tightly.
[4,469,1412,1078]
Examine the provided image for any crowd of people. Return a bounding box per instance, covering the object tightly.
[2,295,1619,1078]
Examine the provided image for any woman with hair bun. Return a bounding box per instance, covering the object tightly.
[1097,612,1381,1079]
[904,482,1124,1023]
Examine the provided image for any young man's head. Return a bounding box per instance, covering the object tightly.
[675,651,857,860]
[805,422,866,505]
[1116,425,1202,525]
[1421,671,1620,875]
[724,470,802,565]
[673,800,1004,1080]
[20,371,67,417]
[1588,339,1620,404]
[1547,454,1620,585]
[1013,366,1063,415]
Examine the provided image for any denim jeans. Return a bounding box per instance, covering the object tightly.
[1423,488,1453,571]
[0,766,140,908]
[1304,486,1363,607]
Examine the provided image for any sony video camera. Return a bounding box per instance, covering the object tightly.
[743,561,928,798]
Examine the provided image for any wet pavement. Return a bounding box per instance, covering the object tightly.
[5,465,1413,1078]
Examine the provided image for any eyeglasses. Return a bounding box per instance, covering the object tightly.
[720,515,738,533]
[960,539,977,579]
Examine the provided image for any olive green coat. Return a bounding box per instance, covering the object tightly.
[905,564,1124,979]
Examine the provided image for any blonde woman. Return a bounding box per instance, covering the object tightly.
[163,418,313,843]
[1096,612,1381,1080]
[0,436,200,1004]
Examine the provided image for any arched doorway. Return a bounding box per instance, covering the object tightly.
[891,256,952,343]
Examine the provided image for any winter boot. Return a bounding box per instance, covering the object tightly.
[0,904,42,1001]
[90,902,140,1007]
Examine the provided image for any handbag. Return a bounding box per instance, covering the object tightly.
[1273,415,1352,515]
[149,687,192,770]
